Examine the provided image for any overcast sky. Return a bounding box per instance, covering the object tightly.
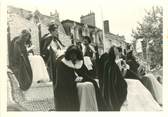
[7,0,163,43]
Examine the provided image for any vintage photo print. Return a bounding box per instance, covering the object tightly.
[0,0,166,114]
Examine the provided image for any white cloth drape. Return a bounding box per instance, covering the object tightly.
[77,82,98,111]
[142,73,162,105]
[121,79,162,111]
[76,79,162,111]
[28,55,50,82]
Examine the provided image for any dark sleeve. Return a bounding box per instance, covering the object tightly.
[40,33,49,51]
[76,64,91,81]
[40,37,52,62]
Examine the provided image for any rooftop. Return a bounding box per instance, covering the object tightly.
[80,11,95,18]
[61,19,101,30]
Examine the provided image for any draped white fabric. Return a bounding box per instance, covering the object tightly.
[77,82,98,111]
[28,55,50,82]
[121,79,162,111]
[143,73,162,105]
[75,79,162,111]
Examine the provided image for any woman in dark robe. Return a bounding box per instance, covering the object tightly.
[40,23,65,82]
[125,51,141,80]
[54,45,106,111]
[9,29,33,91]
[99,46,127,111]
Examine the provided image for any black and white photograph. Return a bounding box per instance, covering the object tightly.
[0,0,166,113]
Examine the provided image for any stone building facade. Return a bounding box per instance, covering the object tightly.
[61,19,104,55]
[7,5,127,57]
[103,20,127,53]
[104,32,127,53]
[7,6,71,55]
[80,12,95,27]
[61,19,127,56]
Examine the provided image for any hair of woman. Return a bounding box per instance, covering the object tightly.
[83,36,91,44]
[48,23,58,32]
[117,47,122,53]
[108,46,116,62]
[65,45,83,61]
[25,34,32,47]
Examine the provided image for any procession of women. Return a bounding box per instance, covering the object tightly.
[6,20,163,111]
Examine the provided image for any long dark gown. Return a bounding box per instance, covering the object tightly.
[99,53,127,111]
[54,59,107,111]
[9,37,33,91]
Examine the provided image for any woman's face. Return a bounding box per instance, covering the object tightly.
[70,53,78,64]
[83,38,89,45]
[114,47,119,56]
[51,28,58,37]
[22,33,31,42]
[50,24,59,37]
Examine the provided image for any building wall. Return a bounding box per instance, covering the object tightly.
[8,6,32,20]
[80,13,95,27]
[8,13,40,54]
[62,20,127,55]
[62,20,104,55]
[104,20,110,33]
[104,33,127,52]
[7,6,71,55]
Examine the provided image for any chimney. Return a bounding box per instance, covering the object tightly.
[104,20,110,33]
[50,12,53,16]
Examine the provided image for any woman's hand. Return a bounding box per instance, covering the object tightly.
[27,45,35,52]
[75,76,83,82]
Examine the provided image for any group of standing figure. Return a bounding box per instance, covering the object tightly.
[40,22,129,111]
[9,22,149,111]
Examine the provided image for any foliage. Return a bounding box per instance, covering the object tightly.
[132,6,163,68]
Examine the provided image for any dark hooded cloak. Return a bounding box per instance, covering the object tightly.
[9,36,32,91]
[99,47,127,111]
[125,51,140,79]
[53,43,108,111]
[54,58,107,111]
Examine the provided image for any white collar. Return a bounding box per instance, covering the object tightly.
[62,58,83,69]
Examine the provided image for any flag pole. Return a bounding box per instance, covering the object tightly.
[100,5,106,53]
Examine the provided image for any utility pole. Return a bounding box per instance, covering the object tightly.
[146,37,150,72]
[7,22,11,67]
[100,5,106,53]
[38,23,42,55]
